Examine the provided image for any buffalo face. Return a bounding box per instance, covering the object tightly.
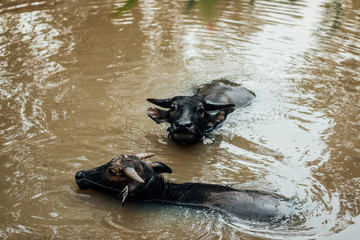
[147,96,234,144]
[75,153,172,205]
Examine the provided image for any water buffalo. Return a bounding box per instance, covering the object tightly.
[147,79,256,144]
[75,153,291,221]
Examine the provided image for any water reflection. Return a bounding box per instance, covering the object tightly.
[294,0,360,232]
[0,0,359,239]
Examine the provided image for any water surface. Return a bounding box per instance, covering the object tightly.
[0,0,359,239]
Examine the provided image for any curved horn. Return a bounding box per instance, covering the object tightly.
[203,99,235,111]
[147,98,173,108]
[124,167,145,183]
[135,153,155,160]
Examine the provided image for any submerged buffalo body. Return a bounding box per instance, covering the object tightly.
[147,79,256,144]
[75,154,291,221]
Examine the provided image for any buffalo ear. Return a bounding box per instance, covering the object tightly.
[147,98,173,108]
[147,107,169,124]
[150,162,172,174]
[206,111,226,128]
[203,99,235,111]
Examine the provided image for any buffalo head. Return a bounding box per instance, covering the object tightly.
[75,153,172,205]
[147,96,234,144]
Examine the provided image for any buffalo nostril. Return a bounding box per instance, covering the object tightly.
[174,121,193,130]
[75,171,85,180]
[180,121,192,128]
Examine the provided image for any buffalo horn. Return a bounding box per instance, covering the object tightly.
[147,98,173,108]
[203,100,235,111]
[135,153,155,160]
[124,167,145,183]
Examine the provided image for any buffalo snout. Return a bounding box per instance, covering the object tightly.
[75,170,89,190]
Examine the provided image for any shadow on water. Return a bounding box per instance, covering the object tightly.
[113,0,220,20]
[113,0,345,33]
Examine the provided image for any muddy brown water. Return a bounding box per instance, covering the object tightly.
[0,0,359,239]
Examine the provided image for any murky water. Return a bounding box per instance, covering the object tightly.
[0,0,359,239]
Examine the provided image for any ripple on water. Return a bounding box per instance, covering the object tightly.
[0,0,360,239]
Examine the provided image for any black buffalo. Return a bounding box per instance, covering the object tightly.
[147,79,255,144]
[75,153,291,221]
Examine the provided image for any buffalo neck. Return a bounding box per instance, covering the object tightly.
[132,175,234,204]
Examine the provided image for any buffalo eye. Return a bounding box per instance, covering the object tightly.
[169,104,177,112]
[108,169,117,176]
[198,106,205,116]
